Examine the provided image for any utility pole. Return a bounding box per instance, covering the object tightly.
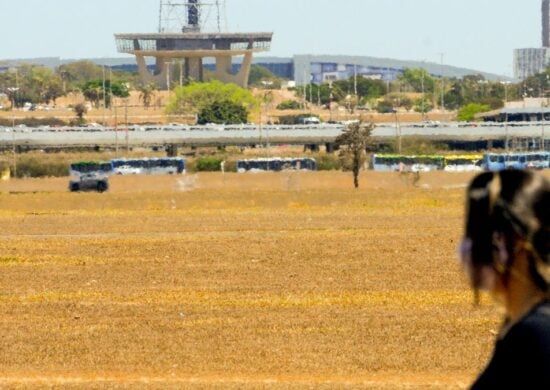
[8,86,19,178]
[102,65,107,127]
[354,64,358,97]
[166,62,171,90]
[329,81,333,122]
[125,99,129,153]
[114,103,119,156]
[437,53,445,111]
[421,61,426,121]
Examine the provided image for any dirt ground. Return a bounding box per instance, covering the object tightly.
[0,171,535,388]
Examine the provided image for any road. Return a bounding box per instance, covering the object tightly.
[0,122,546,149]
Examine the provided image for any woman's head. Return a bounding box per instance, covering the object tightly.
[460,170,549,296]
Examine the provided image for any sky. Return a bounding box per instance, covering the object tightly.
[0,0,543,77]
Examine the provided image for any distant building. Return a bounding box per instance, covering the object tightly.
[291,55,507,86]
[514,1,550,79]
[514,48,550,80]
[0,54,510,85]
[210,54,508,86]
[544,0,550,47]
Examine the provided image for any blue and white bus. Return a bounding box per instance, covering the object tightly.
[371,154,445,172]
[237,158,317,173]
[111,158,186,175]
[443,155,483,172]
[482,152,550,171]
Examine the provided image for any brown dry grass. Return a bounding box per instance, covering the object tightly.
[0,171,534,389]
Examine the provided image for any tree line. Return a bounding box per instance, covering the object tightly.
[2,59,550,124]
[0,61,152,110]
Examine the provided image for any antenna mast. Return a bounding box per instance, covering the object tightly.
[158,0,227,33]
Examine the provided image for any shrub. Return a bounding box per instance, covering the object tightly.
[0,161,9,173]
[197,100,248,125]
[14,157,69,178]
[375,99,396,113]
[457,103,491,122]
[413,98,433,114]
[0,117,68,127]
[276,100,302,110]
[316,154,342,171]
[194,156,224,172]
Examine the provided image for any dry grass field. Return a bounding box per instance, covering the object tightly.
[2,171,542,389]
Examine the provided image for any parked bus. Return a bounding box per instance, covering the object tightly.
[443,155,483,172]
[482,152,550,171]
[371,154,444,172]
[111,158,186,175]
[237,158,317,173]
[69,161,114,176]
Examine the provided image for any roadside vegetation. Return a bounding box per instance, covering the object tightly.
[1,60,549,124]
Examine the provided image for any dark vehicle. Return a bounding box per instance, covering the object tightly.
[69,173,109,193]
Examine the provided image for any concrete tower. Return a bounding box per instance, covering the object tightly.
[544,0,550,47]
[115,1,272,90]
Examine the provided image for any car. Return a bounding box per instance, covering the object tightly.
[69,173,109,193]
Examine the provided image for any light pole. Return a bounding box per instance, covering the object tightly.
[394,110,402,153]
[437,53,445,111]
[7,87,19,178]
[102,65,107,127]
[328,81,333,122]
[500,81,511,150]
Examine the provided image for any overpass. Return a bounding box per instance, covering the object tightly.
[0,122,547,152]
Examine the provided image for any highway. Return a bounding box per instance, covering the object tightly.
[0,122,547,149]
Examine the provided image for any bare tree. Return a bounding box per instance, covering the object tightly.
[335,120,374,189]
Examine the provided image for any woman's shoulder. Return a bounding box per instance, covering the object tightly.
[509,301,550,350]
[521,300,550,329]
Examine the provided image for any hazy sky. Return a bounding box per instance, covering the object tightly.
[0,0,543,76]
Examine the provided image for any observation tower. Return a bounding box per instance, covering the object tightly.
[115,1,273,89]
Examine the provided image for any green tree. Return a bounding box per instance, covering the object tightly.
[57,61,104,88]
[2,65,65,106]
[457,103,491,121]
[335,121,374,189]
[332,77,387,101]
[399,68,435,93]
[478,97,504,110]
[443,81,465,110]
[197,100,249,124]
[166,81,258,115]
[81,80,129,108]
[355,77,387,99]
[414,97,433,114]
[296,82,345,106]
[248,65,281,88]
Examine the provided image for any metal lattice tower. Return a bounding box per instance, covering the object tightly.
[543,0,550,47]
[158,0,227,33]
[116,0,271,89]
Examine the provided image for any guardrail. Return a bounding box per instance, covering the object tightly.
[0,122,546,149]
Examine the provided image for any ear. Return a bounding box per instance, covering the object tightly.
[492,232,509,269]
